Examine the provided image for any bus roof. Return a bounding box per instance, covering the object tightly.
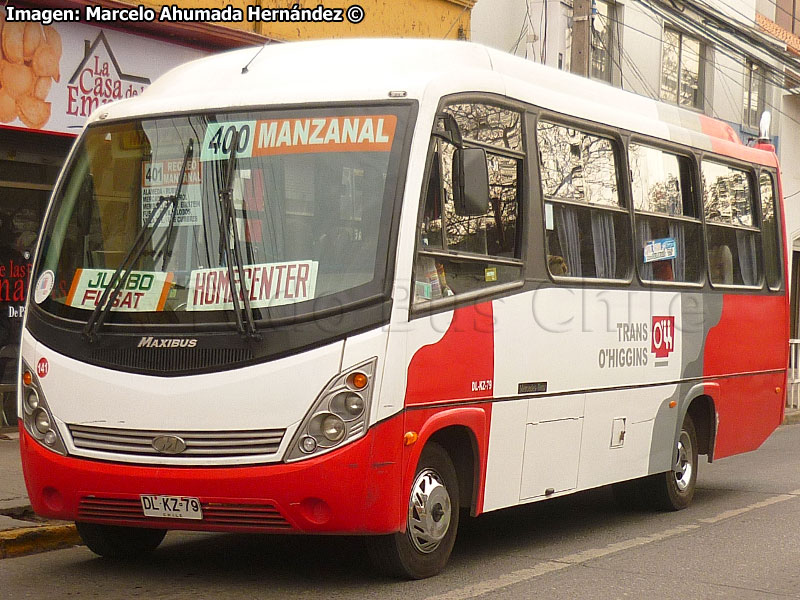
[93,38,775,166]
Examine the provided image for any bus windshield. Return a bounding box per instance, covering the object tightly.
[33,105,410,327]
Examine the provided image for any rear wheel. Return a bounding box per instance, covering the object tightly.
[647,414,698,511]
[76,522,166,558]
[613,414,698,511]
[366,442,460,579]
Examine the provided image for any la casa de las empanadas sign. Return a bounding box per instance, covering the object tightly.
[0,9,205,135]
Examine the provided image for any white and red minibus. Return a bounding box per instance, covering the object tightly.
[18,39,788,578]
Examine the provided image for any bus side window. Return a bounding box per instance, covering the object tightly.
[702,161,761,287]
[413,102,524,306]
[419,152,444,250]
[760,171,782,290]
[629,144,703,284]
[538,121,631,280]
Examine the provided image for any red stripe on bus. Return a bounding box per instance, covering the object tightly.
[405,302,495,406]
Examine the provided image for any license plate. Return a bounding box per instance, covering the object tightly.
[140,495,203,520]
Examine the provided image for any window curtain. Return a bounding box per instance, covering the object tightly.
[591,211,617,278]
[556,205,582,277]
[668,220,685,281]
[736,230,758,286]
[637,218,653,280]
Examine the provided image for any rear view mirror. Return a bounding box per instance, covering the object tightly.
[453,147,489,216]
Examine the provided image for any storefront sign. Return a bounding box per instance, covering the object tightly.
[0,8,206,134]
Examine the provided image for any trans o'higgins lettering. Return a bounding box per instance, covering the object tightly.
[138,337,198,348]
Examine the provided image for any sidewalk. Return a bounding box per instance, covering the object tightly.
[2,410,800,560]
[0,426,82,558]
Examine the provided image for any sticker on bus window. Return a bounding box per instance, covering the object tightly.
[200,116,397,161]
[66,269,173,312]
[643,238,677,263]
[34,270,55,304]
[141,159,203,227]
[200,121,256,162]
[187,260,319,311]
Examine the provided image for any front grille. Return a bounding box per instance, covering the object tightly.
[68,424,285,459]
[78,497,292,530]
[90,347,254,375]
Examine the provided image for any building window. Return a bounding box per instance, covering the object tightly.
[660,27,705,109]
[563,1,618,83]
[591,0,615,82]
[743,60,766,131]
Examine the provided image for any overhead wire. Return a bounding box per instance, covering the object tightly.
[594,13,660,99]
[630,3,800,131]
[604,8,792,95]
[510,1,532,55]
[592,17,660,100]
[639,0,800,82]
[443,4,469,39]
[597,4,800,133]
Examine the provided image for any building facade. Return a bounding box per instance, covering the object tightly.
[471,0,800,331]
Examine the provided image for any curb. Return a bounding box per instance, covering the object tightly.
[0,524,81,559]
[784,410,800,426]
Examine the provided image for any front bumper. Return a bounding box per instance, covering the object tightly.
[20,416,405,534]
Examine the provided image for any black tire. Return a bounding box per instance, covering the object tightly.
[366,442,460,579]
[646,413,699,511]
[1,392,16,427]
[76,522,167,558]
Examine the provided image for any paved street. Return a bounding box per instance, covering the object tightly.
[2,422,800,598]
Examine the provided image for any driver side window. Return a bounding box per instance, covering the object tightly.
[414,102,524,305]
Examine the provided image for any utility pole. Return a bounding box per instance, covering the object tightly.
[570,0,591,77]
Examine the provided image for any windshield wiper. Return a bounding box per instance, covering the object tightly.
[82,141,195,342]
[217,129,258,339]
[155,139,194,270]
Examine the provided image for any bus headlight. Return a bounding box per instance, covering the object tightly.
[34,409,51,434]
[24,388,40,413]
[21,361,67,456]
[286,357,377,462]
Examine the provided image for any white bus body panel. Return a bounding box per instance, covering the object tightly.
[21,330,353,466]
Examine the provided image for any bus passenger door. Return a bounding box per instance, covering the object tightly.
[520,395,585,500]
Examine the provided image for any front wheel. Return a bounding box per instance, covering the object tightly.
[366,442,460,579]
[76,522,167,558]
[648,413,698,511]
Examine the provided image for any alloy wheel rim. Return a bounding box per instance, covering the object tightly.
[407,468,452,553]
[674,430,693,491]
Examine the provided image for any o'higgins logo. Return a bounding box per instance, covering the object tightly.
[598,316,678,369]
[138,337,198,349]
[651,316,675,358]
